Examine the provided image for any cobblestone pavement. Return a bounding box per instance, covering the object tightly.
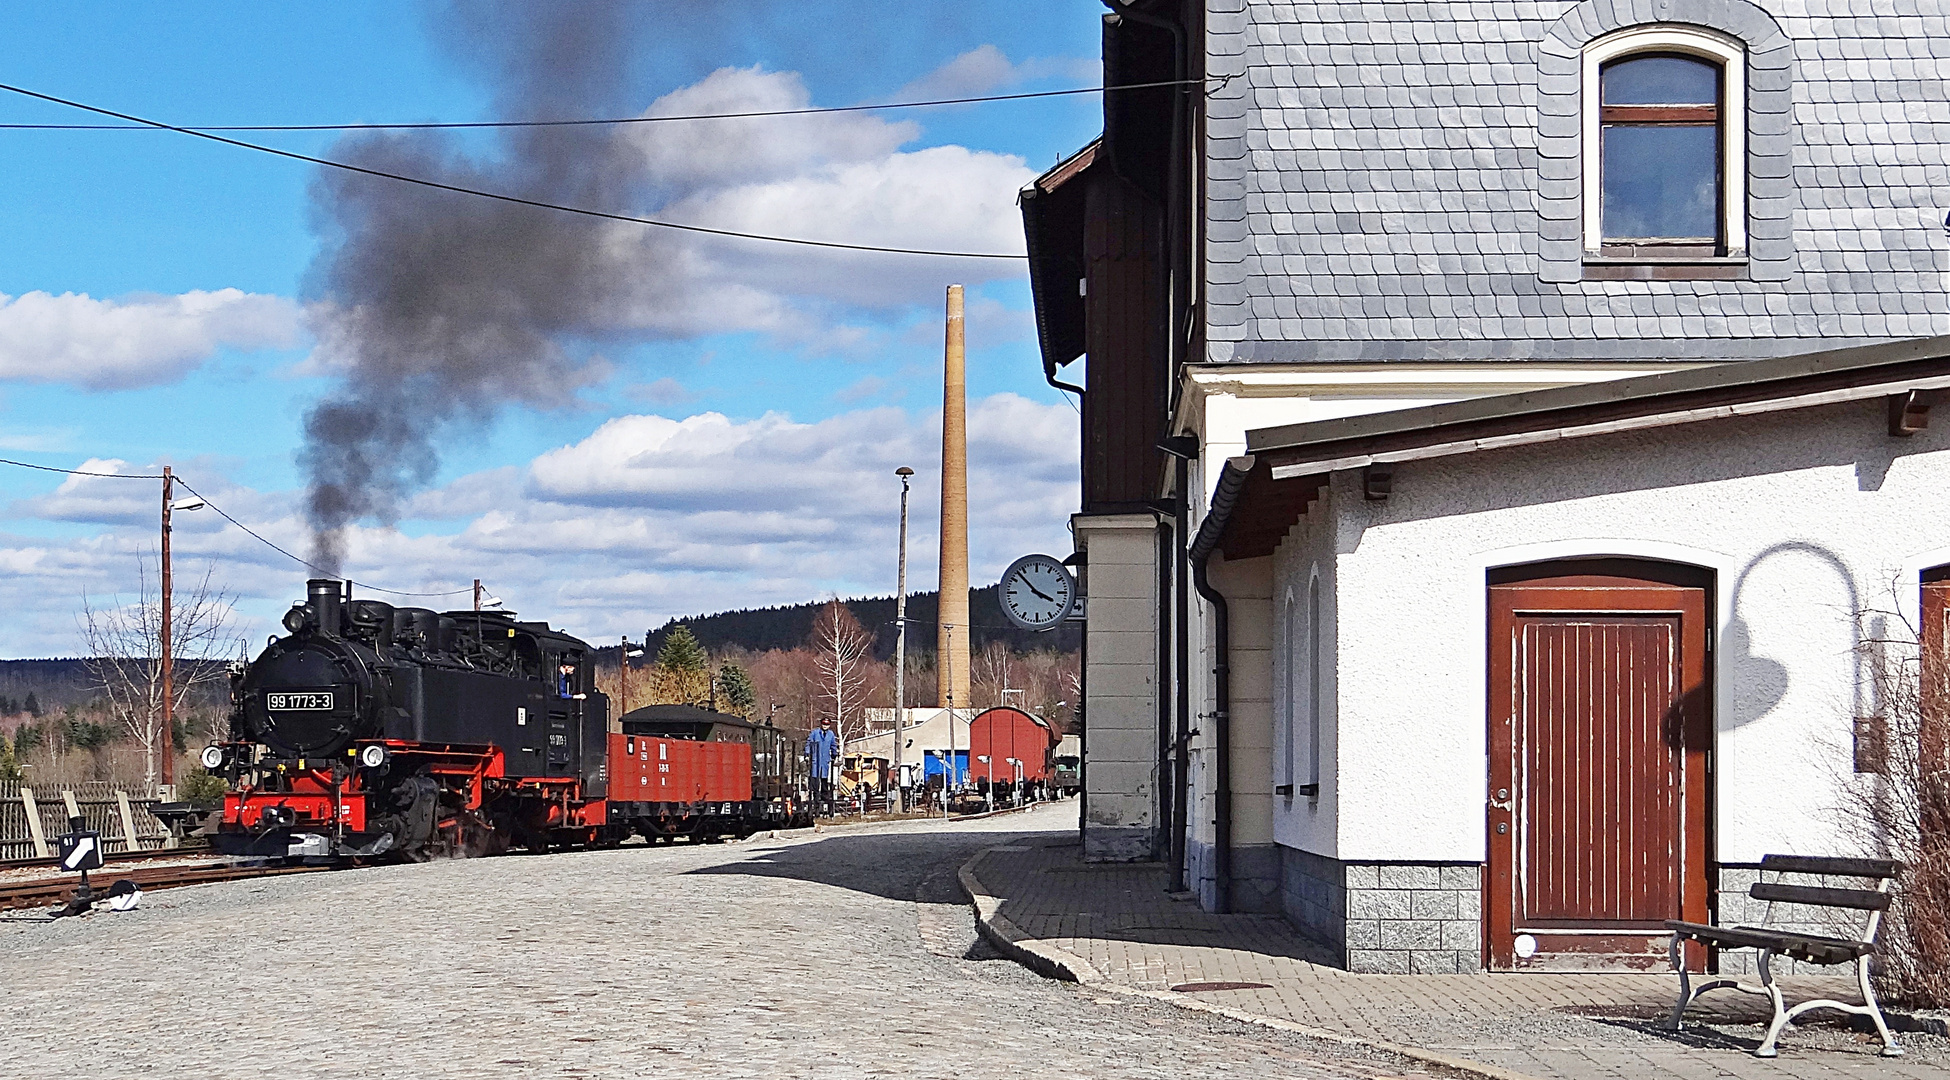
[966,833,1950,1080]
[0,802,1435,1079]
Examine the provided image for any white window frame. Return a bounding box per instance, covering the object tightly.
[1280,585,1297,794]
[1304,571,1321,796]
[1580,25,1746,256]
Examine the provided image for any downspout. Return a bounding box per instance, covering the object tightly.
[1170,452,1193,892]
[1155,517,1174,862]
[1186,454,1255,914]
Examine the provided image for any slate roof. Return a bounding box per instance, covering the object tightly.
[1203,0,1950,364]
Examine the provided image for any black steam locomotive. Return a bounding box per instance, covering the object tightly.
[205,578,611,859]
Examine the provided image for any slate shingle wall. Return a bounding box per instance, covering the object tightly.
[1205,0,1950,362]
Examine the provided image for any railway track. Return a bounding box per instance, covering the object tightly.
[0,840,213,874]
[0,861,332,913]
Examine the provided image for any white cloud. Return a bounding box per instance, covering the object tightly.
[893,45,1100,101]
[0,395,1078,655]
[591,67,1036,343]
[0,289,301,389]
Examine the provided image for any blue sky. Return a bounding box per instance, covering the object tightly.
[0,2,1102,655]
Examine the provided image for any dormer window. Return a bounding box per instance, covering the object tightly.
[1582,27,1746,262]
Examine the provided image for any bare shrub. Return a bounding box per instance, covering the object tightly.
[1847,610,1950,1006]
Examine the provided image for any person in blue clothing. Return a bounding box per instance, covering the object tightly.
[804,717,839,812]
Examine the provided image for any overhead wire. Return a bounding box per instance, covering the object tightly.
[0,457,167,480]
[0,73,1236,258]
[0,457,470,598]
[0,78,1212,131]
[169,479,473,599]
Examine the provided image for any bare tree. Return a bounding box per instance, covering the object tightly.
[971,640,1014,710]
[78,556,244,788]
[810,600,875,747]
[1836,602,1950,1006]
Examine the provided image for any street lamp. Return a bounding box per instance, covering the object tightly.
[618,637,645,716]
[977,754,993,812]
[893,466,914,812]
[1006,757,1023,805]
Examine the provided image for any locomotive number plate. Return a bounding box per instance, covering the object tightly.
[267,692,334,711]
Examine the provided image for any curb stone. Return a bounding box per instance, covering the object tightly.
[958,843,1548,1080]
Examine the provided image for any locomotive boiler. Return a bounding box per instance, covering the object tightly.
[205,578,611,859]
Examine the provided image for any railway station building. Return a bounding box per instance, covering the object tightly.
[1022,0,1950,972]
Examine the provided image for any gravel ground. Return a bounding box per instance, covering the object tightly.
[0,805,1438,1079]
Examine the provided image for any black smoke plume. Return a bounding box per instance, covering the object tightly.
[299,2,655,573]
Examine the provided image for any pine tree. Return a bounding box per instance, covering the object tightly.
[654,625,711,705]
[23,692,40,718]
[715,663,755,717]
[0,736,18,782]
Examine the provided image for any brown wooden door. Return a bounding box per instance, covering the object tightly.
[1487,567,1711,970]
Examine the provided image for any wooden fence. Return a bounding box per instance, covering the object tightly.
[0,779,179,860]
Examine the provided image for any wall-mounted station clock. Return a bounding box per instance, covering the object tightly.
[999,553,1077,631]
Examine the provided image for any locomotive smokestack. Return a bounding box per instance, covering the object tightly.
[937,285,971,712]
[308,578,344,637]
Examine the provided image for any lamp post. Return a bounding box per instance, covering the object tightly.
[977,755,993,812]
[893,466,914,812]
[944,623,957,795]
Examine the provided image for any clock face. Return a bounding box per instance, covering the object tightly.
[1000,554,1076,631]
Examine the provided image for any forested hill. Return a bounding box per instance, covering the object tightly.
[641,585,1082,660]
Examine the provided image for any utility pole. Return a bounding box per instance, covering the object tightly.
[159,466,175,793]
[473,579,483,612]
[893,466,914,811]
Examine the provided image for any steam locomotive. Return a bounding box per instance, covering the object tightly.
[205,579,808,861]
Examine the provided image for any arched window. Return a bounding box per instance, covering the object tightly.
[1279,586,1297,797]
[1582,27,1745,259]
[1303,574,1321,797]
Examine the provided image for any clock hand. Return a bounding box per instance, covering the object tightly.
[1024,579,1057,603]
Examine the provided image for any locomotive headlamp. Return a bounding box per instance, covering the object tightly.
[358,744,390,769]
[199,744,226,770]
[282,603,316,634]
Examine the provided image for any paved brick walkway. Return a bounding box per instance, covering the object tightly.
[963,829,1950,1080]
[0,807,1436,1079]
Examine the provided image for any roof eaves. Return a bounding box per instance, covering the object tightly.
[1247,336,1950,477]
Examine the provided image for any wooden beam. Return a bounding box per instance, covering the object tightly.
[1889,389,1933,436]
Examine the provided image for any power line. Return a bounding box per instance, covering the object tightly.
[0,457,471,599]
[0,81,1043,259]
[0,78,1215,131]
[169,479,474,598]
[0,457,167,480]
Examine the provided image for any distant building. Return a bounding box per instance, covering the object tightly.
[1025,0,1950,973]
[852,709,972,782]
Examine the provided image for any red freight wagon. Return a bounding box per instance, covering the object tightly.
[608,704,808,841]
[967,707,1060,789]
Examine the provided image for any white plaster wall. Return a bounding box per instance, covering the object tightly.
[1271,484,1341,858]
[1314,397,1950,863]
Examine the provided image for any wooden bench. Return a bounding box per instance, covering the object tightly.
[1664,854,1903,1058]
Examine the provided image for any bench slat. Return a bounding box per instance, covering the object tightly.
[1758,854,1901,878]
[1750,881,1890,910]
